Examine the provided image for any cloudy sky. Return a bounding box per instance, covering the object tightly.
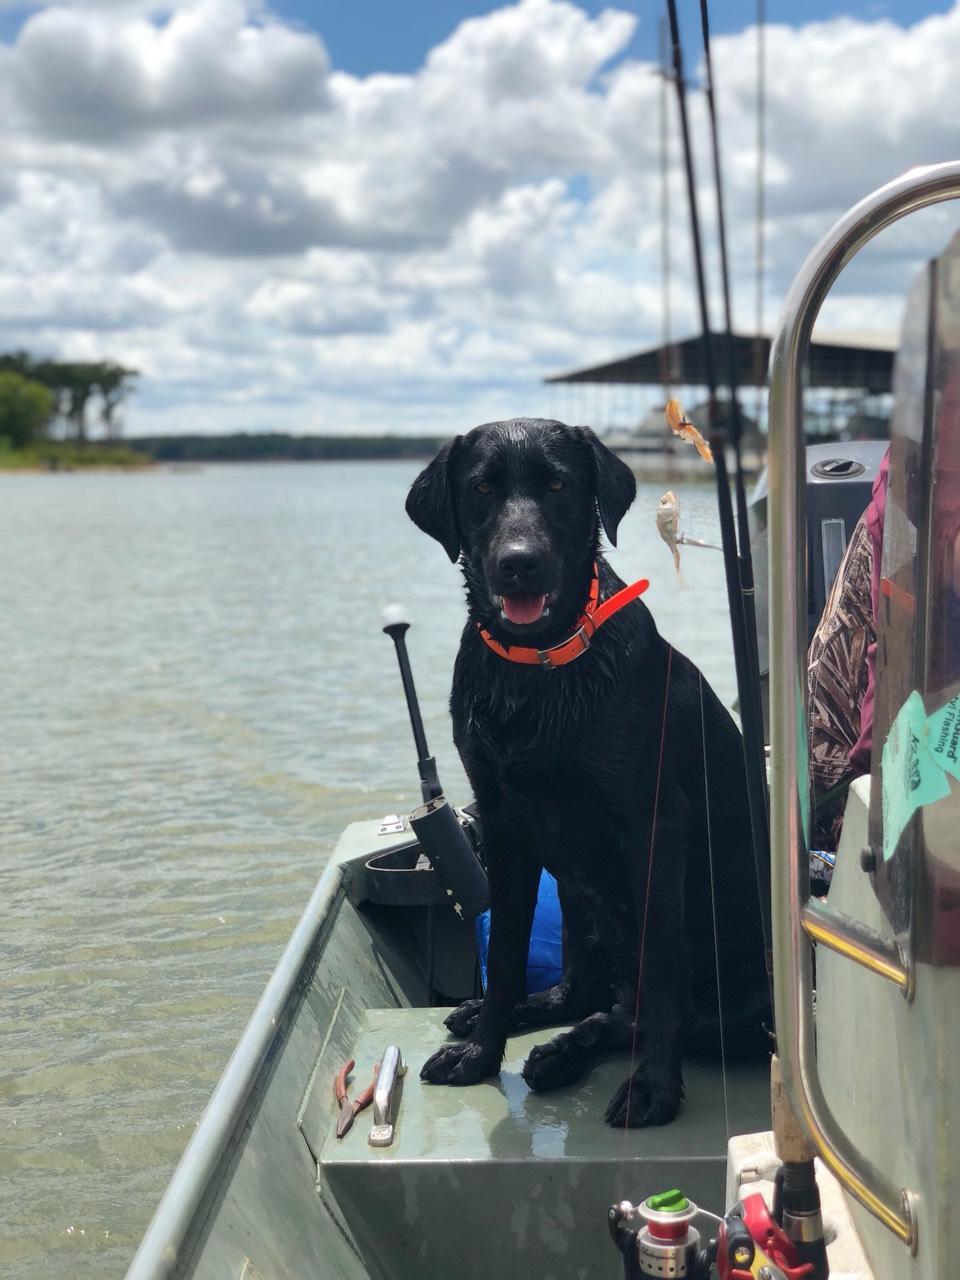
[0,0,957,437]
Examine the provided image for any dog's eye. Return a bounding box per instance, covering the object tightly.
[474,481,492,495]
[548,479,566,492]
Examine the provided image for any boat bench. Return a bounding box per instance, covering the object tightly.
[302,1007,770,1280]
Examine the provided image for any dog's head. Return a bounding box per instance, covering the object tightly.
[406,418,636,640]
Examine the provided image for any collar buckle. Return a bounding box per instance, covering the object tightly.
[537,625,591,670]
[572,624,591,655]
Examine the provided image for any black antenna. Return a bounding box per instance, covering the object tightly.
[382,603,442,804]
[664,0,774,1010]
[382,604,490,921]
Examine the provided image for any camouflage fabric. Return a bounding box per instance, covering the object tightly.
[806,515,874,849]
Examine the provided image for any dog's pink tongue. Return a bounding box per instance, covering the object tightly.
[502,593,547,625]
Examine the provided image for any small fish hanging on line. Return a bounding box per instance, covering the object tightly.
[656,490,682,574]
[665,399,713,463]
[656,489,723,576]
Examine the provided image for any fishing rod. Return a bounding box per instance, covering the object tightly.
[664,0,773,1006]
[754,0,767,411]
[662,10,828,1278]
[698,1,757,570]
[697,1,766,785]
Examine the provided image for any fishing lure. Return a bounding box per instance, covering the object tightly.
[665,399,714,463]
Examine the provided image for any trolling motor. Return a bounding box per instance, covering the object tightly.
[382,604,489,920]
[609,1187,818,1280]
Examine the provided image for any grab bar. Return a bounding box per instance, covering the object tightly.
[368,1045,405,1147]
[768,159,960,1252]
[801,899,911,998]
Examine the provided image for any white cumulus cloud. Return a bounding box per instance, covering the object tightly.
[14,0,331,140]
[1,0,959,436]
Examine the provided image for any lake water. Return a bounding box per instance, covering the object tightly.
[0,461,737,1279]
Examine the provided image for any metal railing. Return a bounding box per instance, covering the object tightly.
[768,160,960,1253]
[801,898,911,998]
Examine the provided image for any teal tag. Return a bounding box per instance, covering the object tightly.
[925,694,960,781]
[881,691,951,862]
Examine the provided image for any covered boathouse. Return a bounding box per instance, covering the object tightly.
[543,330,897,459]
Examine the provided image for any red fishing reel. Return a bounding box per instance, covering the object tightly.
[716,1193,814,1280]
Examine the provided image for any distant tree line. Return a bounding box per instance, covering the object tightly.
[0,352,139,449]
[132,433,444,463]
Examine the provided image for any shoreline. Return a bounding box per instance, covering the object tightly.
[0,439,765,481]
[0,455,763,480]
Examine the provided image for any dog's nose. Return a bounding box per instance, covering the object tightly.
[498,545,544,584]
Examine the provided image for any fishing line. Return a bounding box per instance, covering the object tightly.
[665,0,774,1019]
[700,669,730,1143]
[753,0,767,426]
[696,1206,727,1227]
[622,643,673,1137]
[699,0,758,575]
[657,15,675,399]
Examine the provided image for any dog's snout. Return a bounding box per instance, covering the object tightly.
[497,545,544,585]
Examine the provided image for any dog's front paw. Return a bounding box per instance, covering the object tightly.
[420,1041,501,1086]
[443,999,483,1038]
[604,1069,684,1129]
[522,1033,591,1092]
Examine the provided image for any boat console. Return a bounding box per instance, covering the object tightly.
[302,824,769,1280]
[124,817,768,1280]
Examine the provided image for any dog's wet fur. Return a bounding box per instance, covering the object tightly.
[406,418,769,1127]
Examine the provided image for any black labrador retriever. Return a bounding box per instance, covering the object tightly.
[405,418,769,1127]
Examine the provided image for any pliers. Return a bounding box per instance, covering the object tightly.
[333,1058,378,1139]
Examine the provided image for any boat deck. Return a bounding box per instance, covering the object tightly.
[124,841,773,1280]
[304,1007,770,1280]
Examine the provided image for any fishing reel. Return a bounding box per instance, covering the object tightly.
[608,1188,821,1280]
[608,1189,710,1279]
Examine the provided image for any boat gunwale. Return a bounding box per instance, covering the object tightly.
[124,861,347,1280]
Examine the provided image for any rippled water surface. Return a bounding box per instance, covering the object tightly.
[0,461,736,1279]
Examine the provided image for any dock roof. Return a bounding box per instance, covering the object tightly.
[545,331,897,394]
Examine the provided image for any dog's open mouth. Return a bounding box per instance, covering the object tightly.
[497,593,553,626]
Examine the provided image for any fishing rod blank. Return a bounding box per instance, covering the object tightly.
[697,0,767,809]
[664,0,774,1007]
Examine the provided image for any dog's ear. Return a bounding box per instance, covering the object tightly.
[577,426,636,546]
[405,437,462,562]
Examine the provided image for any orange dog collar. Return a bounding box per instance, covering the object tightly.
[477,567,650,669]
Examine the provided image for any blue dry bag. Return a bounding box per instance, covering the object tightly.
[476,869,563,993]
